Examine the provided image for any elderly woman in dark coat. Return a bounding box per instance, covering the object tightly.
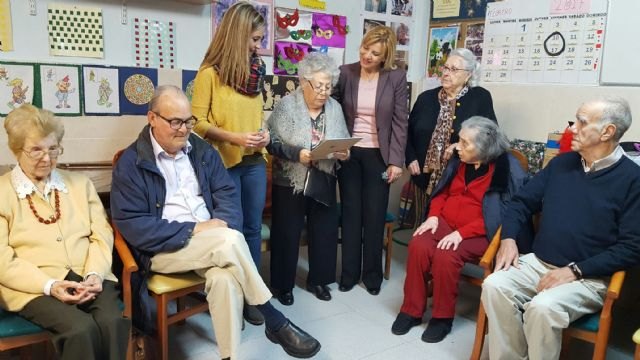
[392,117,530,343]
[406,48,497,224]
[267,53,350,305]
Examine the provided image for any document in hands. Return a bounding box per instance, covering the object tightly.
[310,137,362,160]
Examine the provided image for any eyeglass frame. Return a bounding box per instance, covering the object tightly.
[153,111,197,130]
[305,79,333,95]
[21,146,64,159]
[441,65,470,74]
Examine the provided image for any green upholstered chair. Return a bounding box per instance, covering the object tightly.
[0,309,51,359]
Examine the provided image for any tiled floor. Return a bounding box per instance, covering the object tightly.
[162,240,638,360]
[2,240,638,360]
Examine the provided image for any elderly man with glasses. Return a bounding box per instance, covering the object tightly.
[110,85,321,360]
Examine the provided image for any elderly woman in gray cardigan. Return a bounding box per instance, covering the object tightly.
[267,53,350,305]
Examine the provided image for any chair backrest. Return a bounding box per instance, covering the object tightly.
[509,149,529,173]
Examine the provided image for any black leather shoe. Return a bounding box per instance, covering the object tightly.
[306,283,331,301]
[366,287,380,296]
[265,320,321,358]
[243,303,265,325]
[391,312,422,335]
[276,290,294,306]
[338,283,355,292]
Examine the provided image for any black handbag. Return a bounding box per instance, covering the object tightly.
[303,166,336,207]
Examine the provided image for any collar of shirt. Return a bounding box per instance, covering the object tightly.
[581,145,625,173]
[149,128,192,161]
[10,164,68,200]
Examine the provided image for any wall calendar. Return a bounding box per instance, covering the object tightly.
[482,0,607,85]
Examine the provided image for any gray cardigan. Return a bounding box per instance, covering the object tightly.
[267,88,350,192]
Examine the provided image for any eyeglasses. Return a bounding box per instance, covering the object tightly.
[441,65,470,74]
[153,112,197,130]
[22,146,64,159]
[306,80,332,95]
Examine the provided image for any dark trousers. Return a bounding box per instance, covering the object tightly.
[18,272,131,360]
[337,147,390,290]
[270,184,339,291]
[400,217,488,318]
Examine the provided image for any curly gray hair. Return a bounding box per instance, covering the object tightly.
[449,48,481,87]
[297,52,340,86]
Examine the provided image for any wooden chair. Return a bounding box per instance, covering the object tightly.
[112,150,209,360]
[1,185,137,360]
[470,228,627,360]
[561,270,626,360]
[0,311,51,360]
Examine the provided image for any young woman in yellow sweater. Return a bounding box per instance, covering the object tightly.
[191,1,269,325]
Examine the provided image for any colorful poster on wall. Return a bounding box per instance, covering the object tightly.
[47,4,104,58]
[83,65,120,115]
[311,13,347,48]
[275,8,313,45]
[274,41,311,75]
[0,62,34,116]
[118,67,157,115]
[0,0,13,51]
[212,0,274,56]
[426,26,459,78]
[39,64,82,116]
[182,69,197,102]
[133,18,176,69]
[261,75,300,111]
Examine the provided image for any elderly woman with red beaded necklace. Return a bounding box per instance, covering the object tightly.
[0,104,130,360]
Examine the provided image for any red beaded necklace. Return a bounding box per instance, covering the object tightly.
[26,189,61,225]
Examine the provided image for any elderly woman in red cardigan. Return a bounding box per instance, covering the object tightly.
[391,116,531,343]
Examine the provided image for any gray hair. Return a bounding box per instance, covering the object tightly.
[449,48,481,87]
[461,116,509,163]
[595,96,632,141]
[148,85,188,112]
[297,52,340,86]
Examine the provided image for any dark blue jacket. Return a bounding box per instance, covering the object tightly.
[110,125,240,333]
[426,151,533,248]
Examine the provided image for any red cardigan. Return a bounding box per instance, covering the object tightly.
[428,162,495,239]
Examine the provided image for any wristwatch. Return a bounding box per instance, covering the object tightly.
[567,262,583,280]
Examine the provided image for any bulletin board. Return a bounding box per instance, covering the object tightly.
[481,0,608,85]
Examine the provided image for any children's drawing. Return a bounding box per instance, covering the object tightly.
[0,63,35,116]
[83,66,120,115]
[39,64,82,116]
[55,75,75,109]
[275,8,313,45]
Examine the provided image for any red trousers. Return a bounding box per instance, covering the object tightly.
[400,216,488,318]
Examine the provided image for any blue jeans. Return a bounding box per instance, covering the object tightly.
[227,162,266,266]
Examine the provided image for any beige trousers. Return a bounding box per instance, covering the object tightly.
[481,253,607,360]
[151,227,272,359]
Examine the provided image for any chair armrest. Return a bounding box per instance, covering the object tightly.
[478,226,501,270]
[605,270,625,300]
[113,223,138,319]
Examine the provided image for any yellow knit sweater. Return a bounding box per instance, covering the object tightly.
[191,67,265,168]
[0,170,116,311]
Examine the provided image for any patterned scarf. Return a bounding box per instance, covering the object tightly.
[422,86,469,194]
[236,54,266,96]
